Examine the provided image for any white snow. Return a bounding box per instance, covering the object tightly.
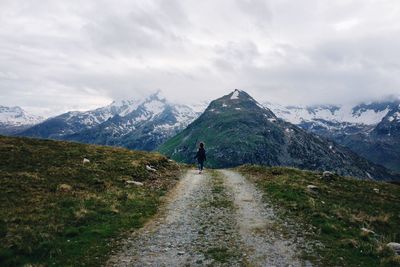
[190,101,208,113]
[0,106,44,126]
[256,102,266,110]
[392,112,400,121]
[235,107,241,110]
[118,100,142,117]
[143,100,165,115]
[265,102,392,126]
[173,105,199,126]
[230,90,240,100]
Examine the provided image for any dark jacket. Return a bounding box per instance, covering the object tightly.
[195,148,206,162]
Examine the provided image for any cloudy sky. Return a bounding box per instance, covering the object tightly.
[1,0,400,116]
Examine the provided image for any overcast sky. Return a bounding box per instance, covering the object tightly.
[1,0,400,116]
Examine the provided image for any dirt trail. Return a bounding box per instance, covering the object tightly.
[107,169,305,267]
[221,170,302,266]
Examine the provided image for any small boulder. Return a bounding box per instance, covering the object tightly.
[307,185,318,193]
[126,180,144,186]
[361,227,375,235]
[321,171,335,181]
[387,242,400,255]
[146,165,157,172]
[373,188,380,193]
[58,184,72,192]
[83,158,90,164]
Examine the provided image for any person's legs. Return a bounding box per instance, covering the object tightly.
[198,161,204,173]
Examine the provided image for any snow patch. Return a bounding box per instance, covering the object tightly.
[144,100,165,115]
[265,102,391,126]
[230,90,240,100]
[256,103,266,110]
[0,105,44,126]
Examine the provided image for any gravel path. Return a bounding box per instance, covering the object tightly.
[107,169,306,267]
[220,169,302,267]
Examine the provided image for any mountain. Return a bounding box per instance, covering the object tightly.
[19,99,141,139]
[336,103,400,172]
[266,99,400,171]
[159,90,398,180]
[20,92,203,151]
[65,93,201,150]
[0,106,44,135]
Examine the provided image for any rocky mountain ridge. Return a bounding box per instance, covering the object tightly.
[0,105,44,135]
[265,99,400,171]
[159,90,398,180]
[19,91,204,151]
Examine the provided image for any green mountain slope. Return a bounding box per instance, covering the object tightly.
[159,90,398,180]
[0,135,181,266]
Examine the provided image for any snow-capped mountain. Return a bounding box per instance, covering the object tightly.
[159,90,398,180]
[373,103,400,137]
[265,99,400,171]
[20,91,204,151]
[20,98,144,138]
[0,106,44,134]
[266,101,396,126]
[65,91,202,150]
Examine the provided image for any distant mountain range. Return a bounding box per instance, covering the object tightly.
[0,106,44,135]
[2,90,399,178]
[159,90,398,180]
[17,92,204,151]
[266,99,400,171]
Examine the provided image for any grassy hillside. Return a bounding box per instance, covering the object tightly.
[0,135,182,266]
[238,165,400,266]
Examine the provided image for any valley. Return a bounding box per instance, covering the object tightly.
[3,1,399,266]
[1,136,399,266]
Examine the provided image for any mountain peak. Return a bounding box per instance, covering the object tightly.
[0,105,44,135]
[146,90,166,103]
[227,89,253,101]
[207,89,276,118]
[159,90,396,180]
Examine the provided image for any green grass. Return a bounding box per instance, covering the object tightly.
[238,165,400,267]
[208,171,234,209]
[201,171,240,263]
[205,247,236,263]
[0,135,182,266]
[158,104,284,168]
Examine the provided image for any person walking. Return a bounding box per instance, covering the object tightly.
[194,142,206,174]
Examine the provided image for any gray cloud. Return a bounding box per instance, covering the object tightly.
[0,0,399,116]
